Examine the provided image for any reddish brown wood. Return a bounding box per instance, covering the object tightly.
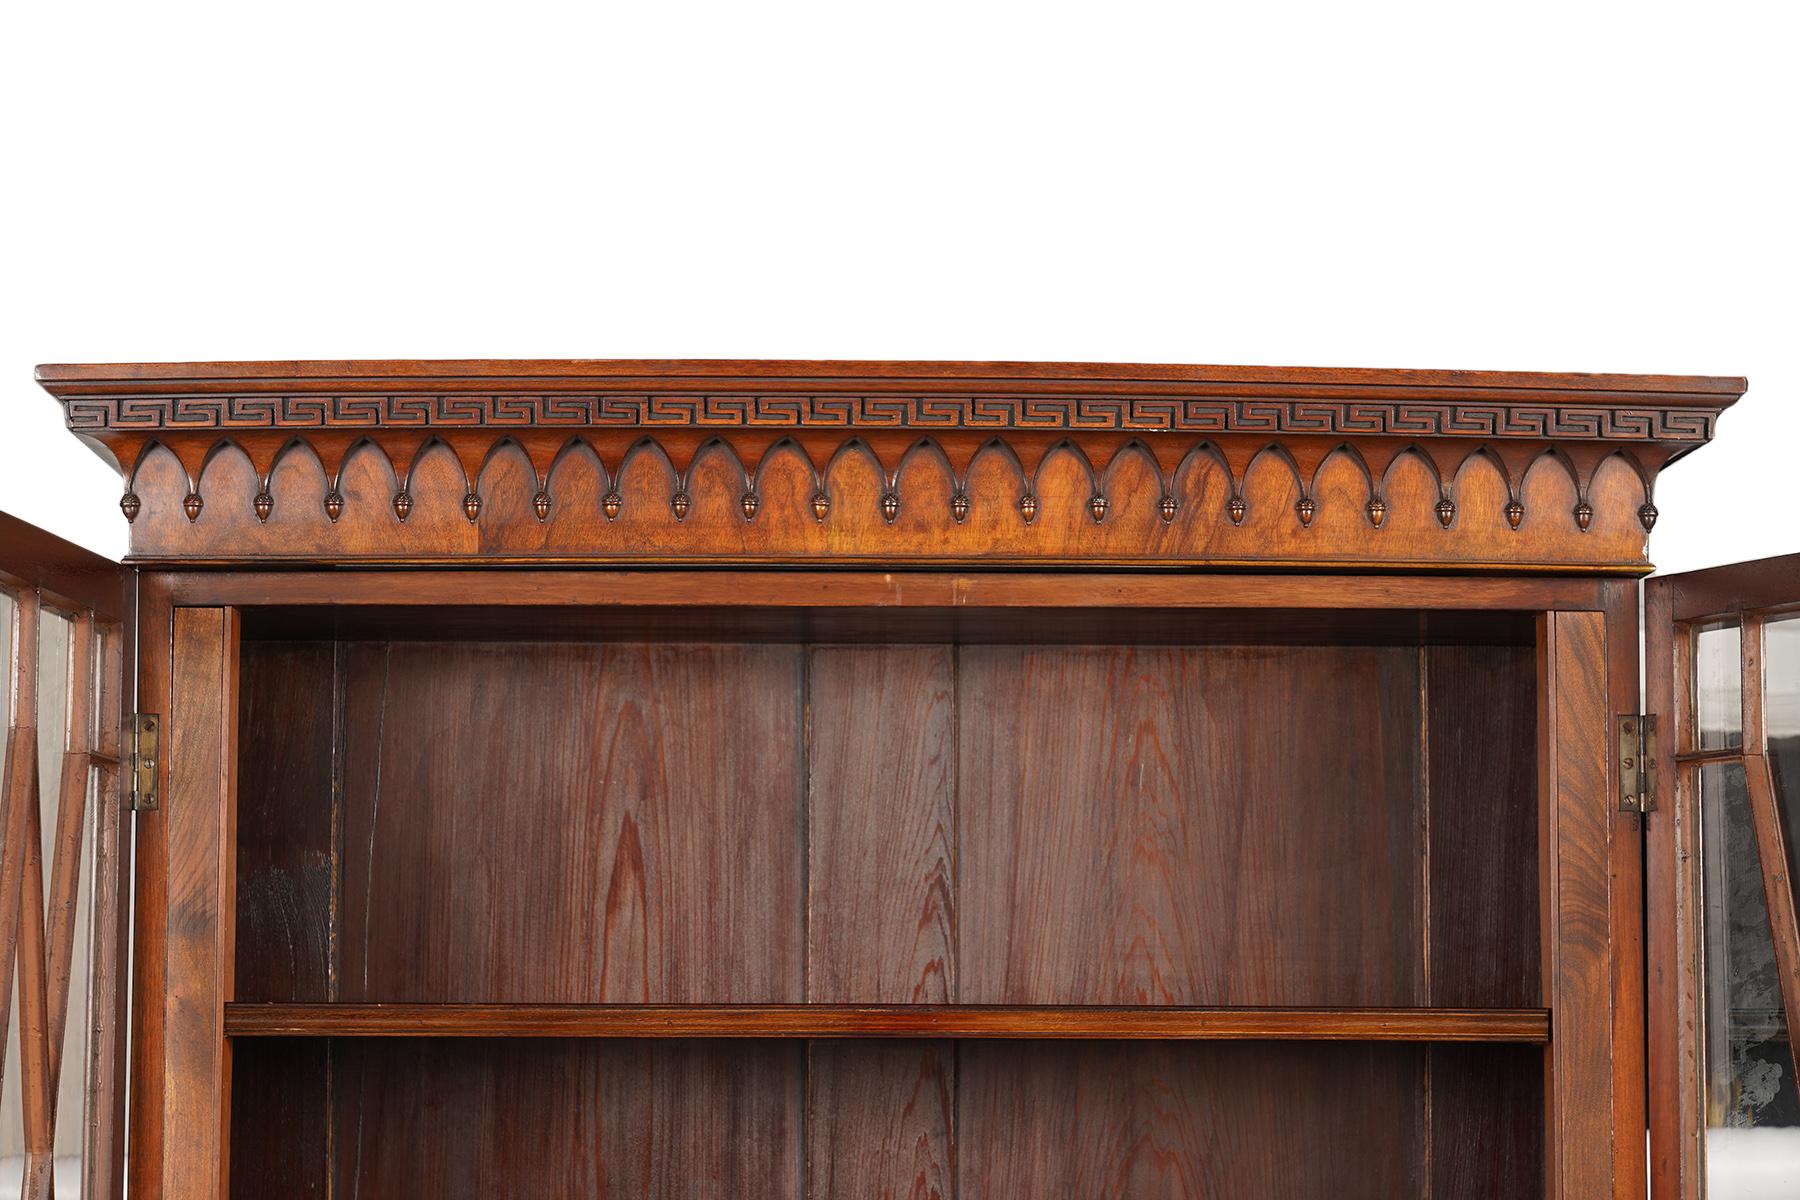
[221,1002,1550,1041]
[160,607,239,1200]
[0,511,130,620]
[955,1041,1425,1197]
[1426,644,1541,1008]
[1540,610,1618,1198]
[807,645,956,1004]
[321,1039,802,1199]
[168,568,1609,612]
[128,573,173,1200]
[37,360,1741,572]
[959,643,1425,1006]
[0,589,42,1102]
[808,1041,954,1200]
[336,641,804,1003]
[233,641,336,1003]
[86,619,129,1200]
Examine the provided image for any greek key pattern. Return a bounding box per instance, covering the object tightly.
[60,392,1720,442]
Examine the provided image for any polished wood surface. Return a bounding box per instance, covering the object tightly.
[1540,610,1622,1198]
[161,608,239,1200]
[37,359,1741,571]
[222,1002,1550,1041]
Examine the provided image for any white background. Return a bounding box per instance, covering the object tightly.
[0,0,1793,572]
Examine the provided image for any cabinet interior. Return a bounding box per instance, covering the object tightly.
[228,604,1545,1198]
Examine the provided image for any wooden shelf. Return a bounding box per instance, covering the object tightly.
[224,1003,1549,1043]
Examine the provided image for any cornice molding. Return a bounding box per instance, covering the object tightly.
[36,360,1743,570]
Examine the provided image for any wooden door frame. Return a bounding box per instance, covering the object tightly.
[129,565,1641,1199]
[1647,552,1800,1199]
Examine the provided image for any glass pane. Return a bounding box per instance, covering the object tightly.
[1700,759,1800,1193]
[0,605,95,1197]
[1767,614,1800,913]
[1697,620,1745,752]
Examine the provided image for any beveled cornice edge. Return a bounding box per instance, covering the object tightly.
[38,360,1743,443]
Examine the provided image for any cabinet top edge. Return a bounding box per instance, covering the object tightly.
[34,358,1748,403]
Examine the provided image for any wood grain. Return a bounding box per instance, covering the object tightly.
[172,567,1607,614]
[807,1041,954,1200]
[222,1002,1551,1041]
[1541,610,1614,1198]
[162,606,239,1200]
[959,643,1422,1006]
[956,1041,1423,1198]
[234,641,337,1002]
[1428,1044,1546,1199]
[807,645,956,1003]
[337,640,805,1002]
[1426,644,1540,1007]
[327,1039,802,1199]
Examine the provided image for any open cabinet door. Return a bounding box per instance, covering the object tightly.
[1649,553,1800,1199]
[0,514,131,1200]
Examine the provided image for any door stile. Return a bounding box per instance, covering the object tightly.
[158,605,239,1200]
[1542,607,1621,1197]
[86,609,129,1200]
[1603,580,1649,1200]
[1645,575,1702,1199]
[129,572,174,1200]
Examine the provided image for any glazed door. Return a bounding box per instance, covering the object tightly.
[1648,553,1800,1198]
[0,514,131,1200]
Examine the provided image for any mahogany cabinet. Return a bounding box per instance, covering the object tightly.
[0,359,1793,1197]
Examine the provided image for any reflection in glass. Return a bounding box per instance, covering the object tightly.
[1701,760,1800,1194]
[1697,621,1745,752]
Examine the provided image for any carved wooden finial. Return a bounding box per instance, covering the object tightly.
[1295,496,1316,527]
[811,491,830,522]
[254,491,274,523]
[120,492,141,523]
[741,491,759,521]
[1019,493,1038,523]
[393,491,413,522]
[1434,497,1456,528]
[1638,501,1658,531]
[183,492,203,522]
[1159,495,1179,523]
[1227,495,1247,525]
[671,492,691,522]
[533,491,552,522]
[951,492,970,523]
[323,491,344,523]
[462,492,482,523]
[1504,499,1524,530]
[880,492,900,524]
[1366,497,1387,528]
[1088,495,1109,524]
[1573,500,1593,532]
[603,491,623,521]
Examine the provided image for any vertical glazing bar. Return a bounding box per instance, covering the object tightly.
[84,618,128,1200]
[1740,614,1800,1093]
[47,613,96,1085]
[0,589,41,1092]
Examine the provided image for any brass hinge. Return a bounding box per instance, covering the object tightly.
[128,712,160,812]
[1618,713,1657,814]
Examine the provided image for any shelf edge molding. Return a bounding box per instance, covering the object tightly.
[223,1003,1550,1043]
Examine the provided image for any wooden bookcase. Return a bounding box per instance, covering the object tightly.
[0,360,1771,1197]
